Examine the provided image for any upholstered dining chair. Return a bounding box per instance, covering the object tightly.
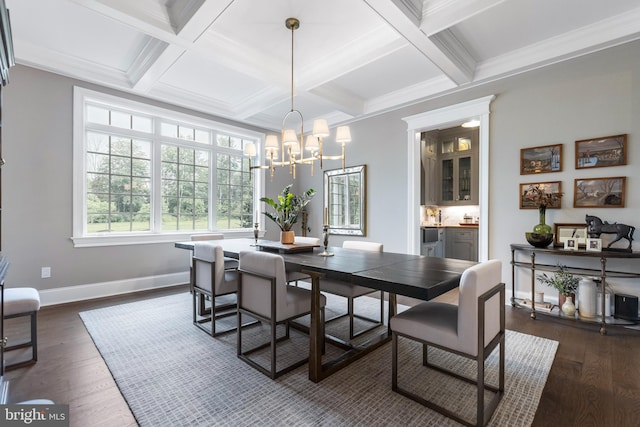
[286,236,321,286]
[390,259,505,427]
[237,250,326,379]
[190,233,239,270]
[192,241,241,336]
[320,240,384,339]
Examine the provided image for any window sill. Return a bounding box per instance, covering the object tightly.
[71,230,257,248]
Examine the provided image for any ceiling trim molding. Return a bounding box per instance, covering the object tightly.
[127,38,172,90]
[14,40,132,88]
[428,29,477,81]
[473,6,640,83]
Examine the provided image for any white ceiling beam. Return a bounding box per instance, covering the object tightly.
[363,0,474,85]
[420,0,508,36]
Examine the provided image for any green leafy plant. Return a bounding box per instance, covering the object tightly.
[260,184,316,232]
[537,265,579,295]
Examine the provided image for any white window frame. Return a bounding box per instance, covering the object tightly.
[72,87,265,247]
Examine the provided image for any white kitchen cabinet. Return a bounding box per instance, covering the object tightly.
[445,227,478,261]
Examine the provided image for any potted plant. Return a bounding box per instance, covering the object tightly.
[537,265,579,315]
[525,183,564,234]
[260,184,315,244]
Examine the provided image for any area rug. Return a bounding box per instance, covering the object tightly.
[80,292,558,426]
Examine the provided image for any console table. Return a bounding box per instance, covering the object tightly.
[510,244,640,334]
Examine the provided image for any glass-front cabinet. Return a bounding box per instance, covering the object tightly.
[438,127,478,205]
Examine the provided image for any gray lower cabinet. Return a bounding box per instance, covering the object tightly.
[445,228,478,261]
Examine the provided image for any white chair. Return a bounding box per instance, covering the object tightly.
[320,240,385,339]
[192,242,241,336]
[237,250,326,379]
[390,259,505,427]
[286,236,321,286]
[3,287,41,370]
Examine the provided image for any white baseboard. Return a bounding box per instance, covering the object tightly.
[38,271,190,307]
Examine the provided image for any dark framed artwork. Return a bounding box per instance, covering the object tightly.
[573,176,626,208]
[519,181,562,209]
[554,223,588,247]
[575,134,627,169]
[520,144,562,175]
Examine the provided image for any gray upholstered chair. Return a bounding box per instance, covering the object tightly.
[286,236,321,286]
[320,240,384,339]
[190,233,238,270]
[237,250,326,379]
[3,287,41,370]
[390,259,505,427]
[192,242,240,336]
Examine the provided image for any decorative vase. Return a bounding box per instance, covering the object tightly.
[280,230,295,244]
[561,295,576,316]
[578,278,597,318]
[558,292,575,309]
[533,205,553,234]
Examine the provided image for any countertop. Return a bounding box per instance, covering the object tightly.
[421,224,478,228]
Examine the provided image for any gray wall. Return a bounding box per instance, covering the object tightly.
[3,39,640,303]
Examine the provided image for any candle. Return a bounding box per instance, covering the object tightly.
[324,207,328,225]
[255,209,258,223]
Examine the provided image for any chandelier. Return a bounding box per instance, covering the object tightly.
[243,17,352,179]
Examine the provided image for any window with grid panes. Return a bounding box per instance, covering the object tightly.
[73,87,261,246]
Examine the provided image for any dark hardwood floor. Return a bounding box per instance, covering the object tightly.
[3,286,640,426]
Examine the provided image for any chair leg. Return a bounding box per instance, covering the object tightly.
[392,332,398,391]
[270,319,277,379]
[422,343,428,366]
[4,311,38,371]
[477,355,485,426]
[348,297,355,339]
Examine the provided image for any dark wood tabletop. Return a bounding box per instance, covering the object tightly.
[176,238,475,301]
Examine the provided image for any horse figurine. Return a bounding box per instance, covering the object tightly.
[585,215,635,251]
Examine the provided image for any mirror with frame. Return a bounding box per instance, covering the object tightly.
[324,165,366,236]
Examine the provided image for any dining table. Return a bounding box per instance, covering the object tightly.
[175,238,477,382]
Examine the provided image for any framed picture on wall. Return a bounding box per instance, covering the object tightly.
[520,144,562,175]
[575,134,627,169]
[573,176,626,208]
[519,181,562,209]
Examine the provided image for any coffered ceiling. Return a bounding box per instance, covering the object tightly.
[7,0,640,131]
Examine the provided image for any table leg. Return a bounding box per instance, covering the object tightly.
[307,271,322,382]
[387,293,397,336]
[600,257,607,335]
[530,252,536,319]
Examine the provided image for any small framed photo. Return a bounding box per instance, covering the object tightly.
[520,144,562,175]
[564,238,578,251]
[554,223,588,247]
[574,176,626,208]
[586,238,602,252]
[519,181,562,209]
[575,134,627,169]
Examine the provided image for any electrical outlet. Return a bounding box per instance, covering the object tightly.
[41,267,51,279]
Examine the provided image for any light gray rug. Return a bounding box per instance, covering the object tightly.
[80,292,558,426]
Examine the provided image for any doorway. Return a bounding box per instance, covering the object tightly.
[403,95,495,260]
